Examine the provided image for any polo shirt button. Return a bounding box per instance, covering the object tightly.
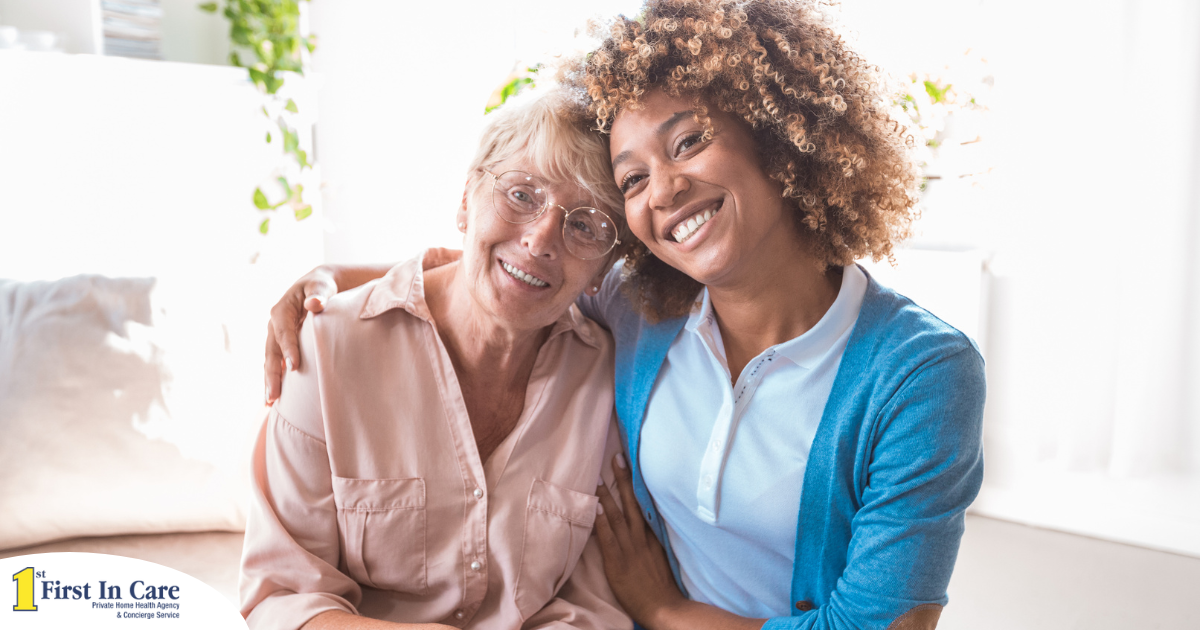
[470,560,482,572]
[454,609,465,619]
[473,488,484,500]
[645,511,653,521]
[795,600,814,611]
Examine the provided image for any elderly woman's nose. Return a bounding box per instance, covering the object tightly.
[520,208,562,259]
[648,167,690,210]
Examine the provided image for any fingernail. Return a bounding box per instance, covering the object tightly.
[596,503,604,515]
[286,357,294,372]
[615,453,626,469]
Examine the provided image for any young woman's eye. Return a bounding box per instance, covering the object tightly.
[676,132,705,154]
[619,173,646,193]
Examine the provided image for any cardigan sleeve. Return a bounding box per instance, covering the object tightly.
[575,263,625,331]
[762,344,986,630]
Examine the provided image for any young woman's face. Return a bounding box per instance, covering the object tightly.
[610,89,799,288]
[458,158,612,331]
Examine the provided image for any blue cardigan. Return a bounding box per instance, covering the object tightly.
[578,266,986,630]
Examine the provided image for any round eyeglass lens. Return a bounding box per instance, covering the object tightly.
[564,207,618,260]
[493,171,546,223]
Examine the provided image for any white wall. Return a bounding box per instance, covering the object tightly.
[847,0,1200,555]
[308,0,642,265]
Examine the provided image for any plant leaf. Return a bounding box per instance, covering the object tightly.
[198,2,218,13]
[294,205,312,221]
[265,131,271,143]
[252,187,270,209]
[283,128,298,153]
[259,218,270,234]
[284,98,298,113]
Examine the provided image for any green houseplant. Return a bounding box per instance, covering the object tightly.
[199,0,315,234]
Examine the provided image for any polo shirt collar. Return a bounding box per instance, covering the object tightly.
[683,264,867,370]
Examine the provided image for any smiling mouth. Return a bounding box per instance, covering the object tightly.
[671,200,722,244]
[500,261,549,288]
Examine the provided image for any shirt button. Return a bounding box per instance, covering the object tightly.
[470,560,482,572]
[454,610,465,619]
[473,488,484,500]
[703,474,714,490]
[795,600,814,611]
[710,440,722,452]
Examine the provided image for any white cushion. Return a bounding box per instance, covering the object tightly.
[0,275,262,550]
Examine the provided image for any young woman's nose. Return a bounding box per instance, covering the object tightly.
[647,165,690,210]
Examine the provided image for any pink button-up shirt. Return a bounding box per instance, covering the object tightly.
[240,250,630,630]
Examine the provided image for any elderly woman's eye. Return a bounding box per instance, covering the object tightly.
[569,219,596,238]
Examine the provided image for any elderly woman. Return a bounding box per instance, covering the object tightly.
[265,1,986,629]
[239,88,633,630]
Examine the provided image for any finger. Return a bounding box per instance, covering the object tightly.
[302,276,336,313]
[270,295,305,373]
[596,482,633,553]
[592,496,624,572]
[611,453,648,547]
[264,321,285,404]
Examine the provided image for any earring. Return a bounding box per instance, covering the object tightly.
[458,221,466,231]
[592,286,599,292]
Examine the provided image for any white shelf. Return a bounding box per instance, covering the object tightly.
[0,0,228,63]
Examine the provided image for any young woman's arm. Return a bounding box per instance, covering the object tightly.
[265,263,392,402]
[594,456,767,630]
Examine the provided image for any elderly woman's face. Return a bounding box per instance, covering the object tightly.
[458,158,613,330]
[610,89,797,289]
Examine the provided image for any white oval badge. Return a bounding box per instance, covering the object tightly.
[2,552,247,629]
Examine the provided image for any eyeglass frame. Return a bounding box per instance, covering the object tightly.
[482,168,622,261]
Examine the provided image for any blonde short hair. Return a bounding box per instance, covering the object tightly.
[466,87,625,224]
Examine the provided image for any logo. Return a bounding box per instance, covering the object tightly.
[2,553,246,629]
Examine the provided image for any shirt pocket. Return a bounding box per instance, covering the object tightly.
[513,478,599,620]
[332,476,427,595]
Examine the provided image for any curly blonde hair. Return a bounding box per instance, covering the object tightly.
[568,0,921,320]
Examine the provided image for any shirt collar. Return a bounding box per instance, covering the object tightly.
[359,248,603,349]
[684,263,868,370]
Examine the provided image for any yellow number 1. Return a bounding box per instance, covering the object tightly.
[12,567,37,611]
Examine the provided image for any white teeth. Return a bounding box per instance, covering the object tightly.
[501,262,548,288]
[672,205,720,243]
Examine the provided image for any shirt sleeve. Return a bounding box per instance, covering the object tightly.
[762,345,986,630]
[240,320,362,630]
[520,418,633,630]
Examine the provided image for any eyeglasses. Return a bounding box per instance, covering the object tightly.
[485,169,621,261]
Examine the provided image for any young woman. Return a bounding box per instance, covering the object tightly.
[264,2,985,629]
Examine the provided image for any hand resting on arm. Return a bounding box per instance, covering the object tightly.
[265,263,391,403]
[594,455,767,630]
